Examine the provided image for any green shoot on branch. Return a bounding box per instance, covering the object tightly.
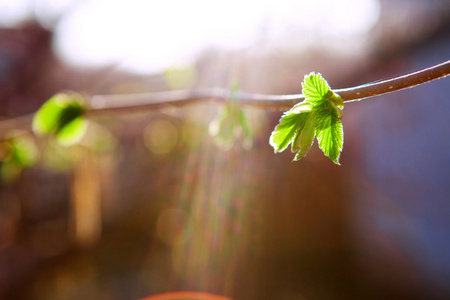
[32,93,88,146]
[209,84,252,149]
[270,73,344,164]
[0,60,448,163]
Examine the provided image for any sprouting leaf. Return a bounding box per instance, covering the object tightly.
[314,105,343,164]
[328,90,344,110]
[302,72,332,107]
[269,102,312,153]
[269,72,344,164]
[32,93,87,146]
[292,113,316,161]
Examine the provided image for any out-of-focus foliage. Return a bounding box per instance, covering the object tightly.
[32,93,88,146]
[209,103,252,150]
[0,133,39,181]
[209,85,252,150]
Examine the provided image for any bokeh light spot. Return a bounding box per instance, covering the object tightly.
[164,64,196,90]
[144,120,178,155]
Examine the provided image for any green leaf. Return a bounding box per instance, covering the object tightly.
[269,72,345,164]
[269,102,312,152]
[302,72,331,106]
[32,93,87,146]
[292,113,316,161]
[314,106,344,164]
[56,116,88,146]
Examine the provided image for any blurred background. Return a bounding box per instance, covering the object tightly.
[0,0,449,299]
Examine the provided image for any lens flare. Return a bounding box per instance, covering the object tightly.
[140,291,234,300]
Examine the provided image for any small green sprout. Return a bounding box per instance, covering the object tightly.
[32,93,88,146]
[270,72,344,164]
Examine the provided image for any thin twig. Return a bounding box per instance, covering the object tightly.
[88,60,450,114]
[336,60,450,102]
[88,88,302,115]
[1,60,449,137]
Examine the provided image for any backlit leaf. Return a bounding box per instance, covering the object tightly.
[269,102,312,152]
[292,113,316,161]
[269,73,345,164]
[315,107,343,164]
[302,72,331,106]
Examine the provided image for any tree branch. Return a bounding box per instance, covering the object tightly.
[88,60,450,114]
[335,60,450,102]
[1,60,449,137]
[88,88,302,115]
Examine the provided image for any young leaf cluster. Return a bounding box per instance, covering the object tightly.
[270,73,344,164]
[32,93,88,146]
